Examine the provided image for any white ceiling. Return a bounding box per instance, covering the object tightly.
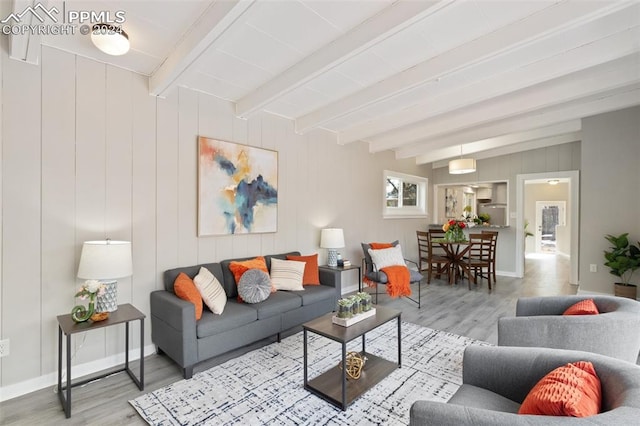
[8,0,640,165]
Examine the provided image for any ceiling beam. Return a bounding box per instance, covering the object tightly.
[6,0,43,65]
[396,86,640,159]
[370,54,640,151]
[234,0,450,118]
[416,122,581,165]
[149,0,256,97]
[296,0,631,135]
[339,22,640,144]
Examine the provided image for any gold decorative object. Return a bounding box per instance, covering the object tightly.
[338,351,367,380]
[90,311,109,322]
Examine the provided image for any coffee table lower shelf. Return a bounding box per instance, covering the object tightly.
[305,352,398,409]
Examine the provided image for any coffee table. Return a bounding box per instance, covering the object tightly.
[302,306,401,410]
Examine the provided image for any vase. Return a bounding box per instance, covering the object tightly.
[71,294,96,323]
[445,227,465,242]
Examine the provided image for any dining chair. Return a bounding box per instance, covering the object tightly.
[417,230,451,284]
[464,233,494,290]
[481,230,498,283]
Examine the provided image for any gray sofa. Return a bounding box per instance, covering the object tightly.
[498,295,640,363]
[150,251,338,379]
[410,345,640,425]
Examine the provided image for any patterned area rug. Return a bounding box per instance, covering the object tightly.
[130,322,489,425]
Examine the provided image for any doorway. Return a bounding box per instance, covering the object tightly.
[535,201,566,253]
[516,171,579,285]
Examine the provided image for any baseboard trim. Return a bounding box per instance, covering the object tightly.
[0,344,156,402]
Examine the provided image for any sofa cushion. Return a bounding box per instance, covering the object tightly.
[174,273,203,320]
[449,384,521,414]
[518,361,601,417]
[250,291,301,320]
[238,269,272,304]
[296,285,336,306]
[286,253,320,285]
[196,301,258,338]
[270,258,305,291]
[229,256,269,284]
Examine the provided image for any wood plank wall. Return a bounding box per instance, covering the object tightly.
[0,46,428,392]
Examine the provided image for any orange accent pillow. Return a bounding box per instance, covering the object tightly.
[229,256,269,283]
[229,257,273,301]
[519,361,601,417]
[563,299,600,315]
[287,253,320,285]
[369,242,394,250]
[174,272,203,320]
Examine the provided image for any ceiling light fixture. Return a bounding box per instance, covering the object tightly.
[449,146,476,174]
[91,24,130,56]
[548,179,560,185]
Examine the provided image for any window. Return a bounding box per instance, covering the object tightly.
[383,170,428,218]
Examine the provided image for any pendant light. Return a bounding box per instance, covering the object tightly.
[449,146,476,174]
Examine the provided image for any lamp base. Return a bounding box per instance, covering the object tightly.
[96,280,119,312]
[327,249,338,267]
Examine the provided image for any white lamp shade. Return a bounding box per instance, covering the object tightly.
[91,24,130,56]
[449,158,476,174]
[320,228,345,249]
[77,240,133,280]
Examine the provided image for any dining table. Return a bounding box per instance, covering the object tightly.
[432,238,475,285]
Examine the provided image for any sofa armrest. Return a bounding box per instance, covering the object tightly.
[150,290,198,376]
[318,268,338,288]
[410,400,570,425]
[150,290,196,331]
[498,314,640,363]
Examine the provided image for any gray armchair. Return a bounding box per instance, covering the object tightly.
[410,346,640,425]
[498,295,640,363]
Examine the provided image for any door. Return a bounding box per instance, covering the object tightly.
[535,201,566,253]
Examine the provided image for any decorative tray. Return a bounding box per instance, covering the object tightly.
[332,308,376,327]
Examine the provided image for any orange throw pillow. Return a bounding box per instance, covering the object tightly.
[369,242,394,250]
[229,256,269,283]
[174,272,203,320]
[287,253,320,285]
[519,361,601,417]
[563,299,599,315]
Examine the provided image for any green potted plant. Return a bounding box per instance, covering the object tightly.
[604,233,640,299]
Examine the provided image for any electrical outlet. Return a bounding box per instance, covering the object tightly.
[590,264,598,273]
[0,339,9,357]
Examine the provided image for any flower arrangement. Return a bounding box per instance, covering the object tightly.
[71,280,106,323]
[442,219,467,242]
[75,280,106,300]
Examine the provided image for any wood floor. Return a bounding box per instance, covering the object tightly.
[0,254,575,425]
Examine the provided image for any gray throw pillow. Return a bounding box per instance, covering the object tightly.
[237,269,272,303]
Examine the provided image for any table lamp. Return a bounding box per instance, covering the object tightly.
[77,240,133,312]
[320,228,345,267]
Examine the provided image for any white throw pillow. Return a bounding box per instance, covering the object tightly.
[368,245,406,270]
[193,267,227,314]
[270,258,305,291]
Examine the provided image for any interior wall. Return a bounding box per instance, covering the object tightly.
[523,182,570,255]
[579,106,640,294]
[0,46,430,396]
[432,142,581,275]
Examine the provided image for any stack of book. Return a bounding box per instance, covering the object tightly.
[338,259,351,268]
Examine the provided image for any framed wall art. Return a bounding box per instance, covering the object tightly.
[198,136,278,236]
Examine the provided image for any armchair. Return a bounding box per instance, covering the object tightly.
[498,295,640,363]
[410,345,640,425]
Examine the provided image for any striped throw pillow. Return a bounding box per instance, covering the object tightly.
[194,267,227,314]
[270,258,305,291]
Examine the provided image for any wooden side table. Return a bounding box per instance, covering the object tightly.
[318,264,362,295]
[57,303,145,418]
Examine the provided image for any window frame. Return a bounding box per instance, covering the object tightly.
[382,170,428,219]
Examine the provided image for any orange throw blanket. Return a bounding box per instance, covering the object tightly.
[380,265,411,297]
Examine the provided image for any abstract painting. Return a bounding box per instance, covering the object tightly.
[198,137,278,236]
[445,188,458,218]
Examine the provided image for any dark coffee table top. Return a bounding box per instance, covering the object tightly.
[303,305,400,343]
